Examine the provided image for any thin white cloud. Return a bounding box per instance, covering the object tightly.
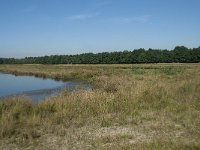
[67,13,100,21]
[112,15,152,24]
[21,6,37,13]
[93,0,111,7]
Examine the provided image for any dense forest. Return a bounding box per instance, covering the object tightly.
[1,46,200,64]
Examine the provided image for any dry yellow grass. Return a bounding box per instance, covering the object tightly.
[0,64,200,149]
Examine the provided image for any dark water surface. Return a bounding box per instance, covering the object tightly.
[0,73,91,102]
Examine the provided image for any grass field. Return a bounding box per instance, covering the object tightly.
[0,64,200,149]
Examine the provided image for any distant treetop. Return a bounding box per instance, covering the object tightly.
[0,46,200,64]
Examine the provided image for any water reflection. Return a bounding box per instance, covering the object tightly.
[0,73,91,101]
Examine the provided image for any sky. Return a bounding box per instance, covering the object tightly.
[0,0,200,58]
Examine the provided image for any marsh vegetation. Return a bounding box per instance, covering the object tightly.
[0,64,200,149]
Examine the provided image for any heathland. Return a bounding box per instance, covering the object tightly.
[0,64,200,149]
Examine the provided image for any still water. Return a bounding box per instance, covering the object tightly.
[0,73,91,102]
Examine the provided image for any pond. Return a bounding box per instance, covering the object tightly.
[0,73,91,102]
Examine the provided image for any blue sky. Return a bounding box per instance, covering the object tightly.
[0,0,200,58]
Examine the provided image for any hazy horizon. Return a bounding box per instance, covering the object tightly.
[1,45,200,59]
[1,0,200,58]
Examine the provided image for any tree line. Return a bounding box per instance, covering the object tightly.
[1,46,200,64]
